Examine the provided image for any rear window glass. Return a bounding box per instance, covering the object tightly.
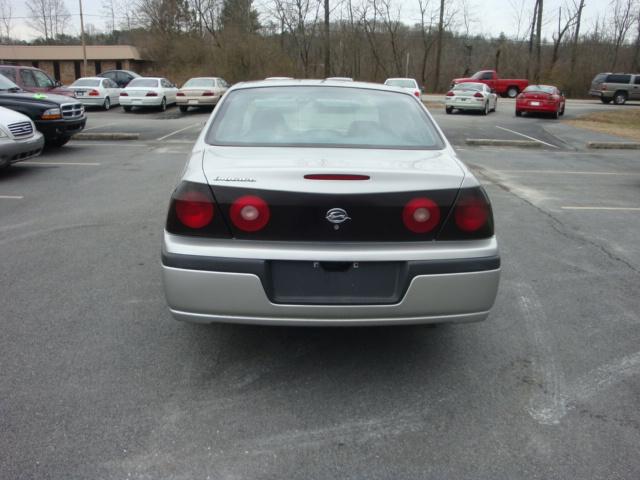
[592,73,607,83]
[127,79,158,88]
[524,85,556,94]
[385,79,416,89]
[454,83,483,91]
[606,74,631,84]
[72,79,100,87]
[183,78,216,88]
[206,86,444,149]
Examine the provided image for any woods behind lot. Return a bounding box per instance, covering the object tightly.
[5,0,640,94]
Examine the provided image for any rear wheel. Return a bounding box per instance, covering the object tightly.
[492,100,497,112]
[160,97,167,111]
[445,106,453,114]
[103,97,111,110]
[515,110,522,117]
[179,105,188,113]
[613,91,627,105]
[506,87,519,98]
[560,104,565,116]
[123,106,132,112]
[552,108,560,119]
[600,97,612,104]
[482,102,489,115]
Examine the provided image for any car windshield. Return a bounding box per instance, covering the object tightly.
[72,79,101,87]
[385,79,416,88]
[454,83,483,91]
[525,85,556,94]
[207,86,443,149]
[127,79,158,88]
[0,74,21,90]
[183,78,216,88]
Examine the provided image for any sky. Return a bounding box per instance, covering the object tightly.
[6,0,611,42]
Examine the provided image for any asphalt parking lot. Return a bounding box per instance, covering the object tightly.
[1,99,639,479]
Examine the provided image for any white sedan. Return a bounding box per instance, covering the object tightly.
[384,78,422,98]
[119,77,178,112]
[445,82,498,115]
[0,106,44,169]
[67,77,121,110]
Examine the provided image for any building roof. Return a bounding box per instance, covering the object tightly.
[0,45,142,61]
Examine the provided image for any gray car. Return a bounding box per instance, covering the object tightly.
[589,72,640,104]
[161,80,500,326]
[0,106,44,169]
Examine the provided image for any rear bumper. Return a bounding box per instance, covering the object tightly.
[176,96,219,106]
[516,102,558,112]
[0,132,44,166]
[445,98,486,110]
[77,97,109,106]
[589,90,611,98]
[161,234,501,326]
[120,96,164,107]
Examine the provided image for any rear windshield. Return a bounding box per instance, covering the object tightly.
[385,79,416,88]
[72,79,101,87]
[206,86,444,149]
[524,85,556,94]
[592,73,607,83]
[606,74,631,84]
[127,79,158,88]
[183,78,216,88]
[454,83,483,91]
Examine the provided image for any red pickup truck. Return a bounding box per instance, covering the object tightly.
[451,70,529,98]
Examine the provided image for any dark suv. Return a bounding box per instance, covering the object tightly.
[0,65,76,97]
[589,73,640,105]
[98,70,140,88]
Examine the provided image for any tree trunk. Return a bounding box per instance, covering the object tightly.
[324,0,330,77]
[534,0,543,83]
[570,0,585,75]
[433,0,445,92]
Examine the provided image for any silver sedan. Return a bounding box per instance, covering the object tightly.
[445,82,498,115]
[161,80,500,326]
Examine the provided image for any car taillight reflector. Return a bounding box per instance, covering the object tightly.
[601,84,607,91]
[230,195,270,232]
[88,89,100,96]
[202,91,215,96]
[304,174,370,180]
[120,92,128,96]
[455,194,489,232]
[473,92,483,98]
[175,191,214,229]
[446,91,454,96]
[146,92,158,97]
[402,197,440,233]
[414,90,421,97]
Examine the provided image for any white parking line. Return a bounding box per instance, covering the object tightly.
[68,142,148,148]
[496,125,560,149]
[496,169,632,176]
[156,122,202,141]
[0,195,23,199]
[561,206,640,211]
[20,161,100,166]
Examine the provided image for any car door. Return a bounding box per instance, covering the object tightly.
[480,71,495,91]
[19,69,39,93]
[632,76,640,100]
[31,69,57,93]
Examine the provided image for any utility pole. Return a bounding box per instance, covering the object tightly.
[324,0,330,77]
[79,0,88,76]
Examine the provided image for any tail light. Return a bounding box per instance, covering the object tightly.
[230,195,270,232]
[446,91,455,96]
[88,89,100,96]
[414,90,421,97]
[165,182,230,237]
[202,91,215,96]
[304,174,369,180]
[402,197,440,233]
[473,92,484,98]
[437,187,493,240]
[120,92,128,96]
[146,92,158,97]
[601,84,607,91]
[177,92,185,97]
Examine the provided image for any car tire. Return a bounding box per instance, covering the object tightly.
[103,97,111,110]
[123,106,132,112]
[492,101,497,112]
[600,97,612,104]
[482,102,489,115]
[445,106,453,114]
[515,110,522,117]
[506,87,519,98]
[613,91,627,105]
[179,105,188,113]
[49,136,70,147]
[160,97,167,111]
[560,104,565,116]
[552,108,560,119]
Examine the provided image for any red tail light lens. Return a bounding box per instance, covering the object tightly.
[202,91,215,96]
[454,192,489,232]
[177,92,185,96]
[473,92,483,98]
[446,91,455,96]
[230,195,270,232]
[88,89,100,96]
[414,90,421,97]
[437,187,494,240]
[146,92,158,97]
[175,191,214,229]
[402,197,441,233]
[120,92,128,96]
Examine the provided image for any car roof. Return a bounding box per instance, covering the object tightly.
[185,77,221,80]
[229,79,415,95]
[385,78,417,81]
[73,76,106,81]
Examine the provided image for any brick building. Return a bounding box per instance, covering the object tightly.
[0,45,146,84]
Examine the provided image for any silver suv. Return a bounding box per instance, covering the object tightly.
[589,73,640,105]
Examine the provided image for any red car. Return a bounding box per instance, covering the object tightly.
[515,85,566,118]
[0,65,76,97]
[451,70,529,98]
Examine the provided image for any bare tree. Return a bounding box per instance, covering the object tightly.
[534,0,543,83]
[633,9,640,70]
[417,0,436,87]
[190,0,223,46]
[569,0,586,74]
[433,0,445,91]
[26,0,71,40]
[549,4,579,73]
[0,0,12,39]
[102,0,117,33]
[608,0,635,70]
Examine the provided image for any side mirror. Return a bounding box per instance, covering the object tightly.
[55,80,62,87]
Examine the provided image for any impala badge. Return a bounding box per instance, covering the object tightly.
[326,208,351,225]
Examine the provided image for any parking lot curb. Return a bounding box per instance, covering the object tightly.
[465,139,542,148]
[74,133,140,141]
[587,141,640,150]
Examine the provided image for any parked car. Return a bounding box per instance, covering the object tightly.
[119,77,178,112]
[588,72,640,105]
[451,70,529,98]
[97,70,141,88]
[67,77,121,110]
[326,77,353,81]
[384,78,422,98]
[0,106,44,169]
[445,82,497,115]
[265,77,294,80]
[0,65,75,97]
[161,80,500,326]
[0,74,86,147]
[516,85,566,118]
[177,77,229,112]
